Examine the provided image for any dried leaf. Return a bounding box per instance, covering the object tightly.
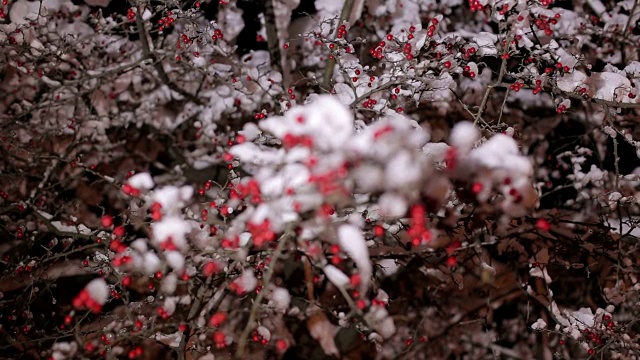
[307,308,339,357]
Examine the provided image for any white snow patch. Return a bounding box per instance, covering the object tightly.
[128,172,154,191]
[338,224,371,291]
[324,265,350,288]
[85,278,109,305]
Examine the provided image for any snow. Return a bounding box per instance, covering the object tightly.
[9,0,41,25]
[423,142,451,163]
[324,265,350,288]
[163,297,176,316]
[165,251,185,271]
[314,0,344,20]
[128,172,154,191]
[152,186,194,214]
[351,165,385,193]
[259,95,355,151]
[51,342,78,360]
[450,121,480,153]
[467,134,532,176]
[230,143,285,167]
[472,32,498,56]
[257,326,271,341]
[161,273,178,294]
[556,71,587,93]
[85,278,109,305]
[50,221,92,235]
[624,61,640,77]
[269,287,291,313]
[234,269,258,293]
[151,216,192,251]
[364,306,396,339]
[131,239,148,253]
[377,192,408,218]
[571,307,596,328]
[333,83,356,105]
[377,259,399,277]
[94,251,109,263]
[384,150,422,190]
[337,224,371,291]
[152,331,182,348]
[239,123,262,141]
[529,266,552,283]
[531,318,547,330]
[142,252,161,274]
[549,301,599,338]
[573,71,633,102]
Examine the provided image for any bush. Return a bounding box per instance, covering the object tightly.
[1,0,640,359]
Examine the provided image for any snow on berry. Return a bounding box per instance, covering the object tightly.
[337,224,371,292]
[151,186,194,214]
[269,287,291,313]
[450,121,480,153]
[230,269,257,295]
[127,172,154,192]
[151,216,193,251]
[259,95,354,151]
[73,278,109,313]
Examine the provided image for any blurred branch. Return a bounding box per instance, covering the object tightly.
[323,0,354,89]
[496,81,640,110]
[621,0,639,63]
[236,231,292,357]
[177,276,214,360]
[263,0,288,88]
[133,6,203,105]
[475,49,508,126]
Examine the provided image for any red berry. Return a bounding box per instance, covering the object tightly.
[276,339,288,352]
[113,226,126,237]
[209,312,227,327]
[203,261,219,277]
[536,219,550,231]
[101,215,114,228]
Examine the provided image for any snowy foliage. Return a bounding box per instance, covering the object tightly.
[2,0,640,358]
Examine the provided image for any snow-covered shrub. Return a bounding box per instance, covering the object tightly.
[1,0,640,358]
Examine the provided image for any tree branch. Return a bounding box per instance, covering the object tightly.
[235,231,292,357]
[323,0,354,89]
[263,0,289,88]
[133,6,203,105]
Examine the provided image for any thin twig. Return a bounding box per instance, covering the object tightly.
[349,77,407,109]
[621,0,639,63]
[32,210,98,241]
[263,0,288,88]
[497,87,510,126]
[177,276,214,360]
[235,231,292,357]
[133,6,202,105]
[475,55,508,125]
[622,0,639,38]
[335,283,376,332]
[490,81,640,109]
[323,0,354,89]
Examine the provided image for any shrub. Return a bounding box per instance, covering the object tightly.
[1,0,640,359]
